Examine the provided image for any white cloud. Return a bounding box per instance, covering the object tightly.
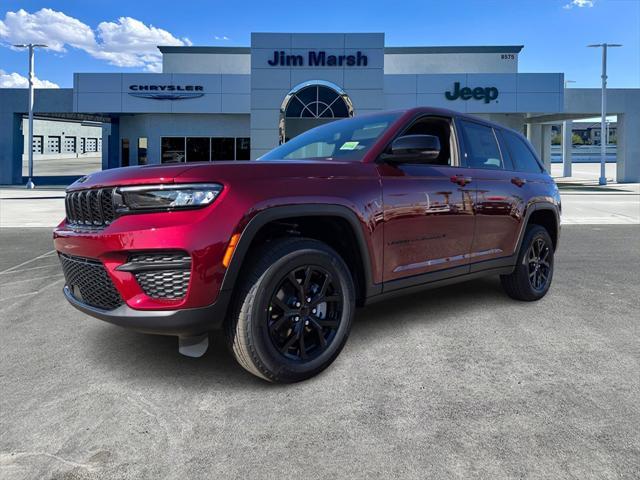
[0,69,60,88]
[0,8,191,71]
[214,35,230,41]
[564,0,595,9]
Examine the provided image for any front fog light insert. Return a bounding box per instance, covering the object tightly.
[117,184,223,212]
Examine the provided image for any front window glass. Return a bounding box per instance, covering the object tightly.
[260,112,401,162]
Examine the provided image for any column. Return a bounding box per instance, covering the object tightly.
[541,125,552,172]
[562,120,573,177]
[527,123,542,157]
[616,113,640,183]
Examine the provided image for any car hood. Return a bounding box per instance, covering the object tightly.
[67,160,368,190]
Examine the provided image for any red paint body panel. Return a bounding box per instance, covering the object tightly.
[53,107,561,333]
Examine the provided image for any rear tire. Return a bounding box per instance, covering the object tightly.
[225,237,355,383]
[500,224,554,301]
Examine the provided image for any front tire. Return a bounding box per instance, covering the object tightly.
[500,224,554,301]
[225,238,355,383]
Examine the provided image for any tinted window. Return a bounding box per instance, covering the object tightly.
[460,121,503,169]
[259,112,401,162]
[502,130,543,173]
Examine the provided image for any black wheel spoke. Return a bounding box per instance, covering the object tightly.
[270,315,290,333]
[271,296,292,315]
[267,265,343,362]
[280,327,300,354]
[288,271,304,300]
[315,317,339,329]
[309,319,327,348]
[298,331,307,359]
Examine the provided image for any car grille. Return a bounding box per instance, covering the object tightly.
[128,252,192,300]
[59,253,124,310]
[65,188,116,229]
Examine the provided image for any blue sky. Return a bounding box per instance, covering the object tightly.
[1,0,638,89]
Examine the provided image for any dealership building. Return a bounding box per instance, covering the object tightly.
[1,32,639,184]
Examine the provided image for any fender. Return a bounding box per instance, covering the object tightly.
[219,204,381,299]
[513,201,561,256]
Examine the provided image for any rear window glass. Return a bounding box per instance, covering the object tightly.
[502,130,543,173]
[460,120,504,170]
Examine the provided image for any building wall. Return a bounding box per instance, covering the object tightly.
[20,117,103,176]
[384,51,518,74]
[249,32,386,158]
[162,52,251,74]
[119,113,249,165]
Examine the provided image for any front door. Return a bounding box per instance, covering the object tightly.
[380,116,476,284]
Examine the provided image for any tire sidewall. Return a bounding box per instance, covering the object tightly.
[246,245,355,380]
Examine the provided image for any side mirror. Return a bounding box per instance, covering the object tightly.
[385,134,441,163]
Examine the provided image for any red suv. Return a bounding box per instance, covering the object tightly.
[54,108,560,382]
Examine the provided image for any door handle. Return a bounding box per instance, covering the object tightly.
[450,175,472,186]
[511,177,527,187]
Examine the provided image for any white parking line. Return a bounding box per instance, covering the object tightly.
[0,278,64,307]
[0,264,59,275]
[0,250,56,275]
[0,274,63,287]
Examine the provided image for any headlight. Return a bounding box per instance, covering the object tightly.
[116,184,223,212]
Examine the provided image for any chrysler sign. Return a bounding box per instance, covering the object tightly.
[128,84,204,100]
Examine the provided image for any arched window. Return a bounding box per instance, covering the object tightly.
[279,81,354,143]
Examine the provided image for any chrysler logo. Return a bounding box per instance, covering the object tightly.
[128,84,204,100]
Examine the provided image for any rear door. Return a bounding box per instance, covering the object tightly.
[457,119,527,267]
[380,115,476,283]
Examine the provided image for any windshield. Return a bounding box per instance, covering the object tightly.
[258,112,402,162]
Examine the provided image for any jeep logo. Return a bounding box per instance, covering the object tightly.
[445,82,499,103]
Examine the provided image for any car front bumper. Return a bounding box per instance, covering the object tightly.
[63,285,231,336]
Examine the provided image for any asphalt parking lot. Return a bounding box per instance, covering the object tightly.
[1,226,639,479]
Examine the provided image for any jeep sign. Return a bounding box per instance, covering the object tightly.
[445,82,499,103]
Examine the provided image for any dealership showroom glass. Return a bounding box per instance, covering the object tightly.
[0,32,639,184]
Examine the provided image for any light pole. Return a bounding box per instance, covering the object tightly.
[588,43,622,185]
[13,43,48,189]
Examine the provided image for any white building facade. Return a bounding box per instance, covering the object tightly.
[1,32,638,184]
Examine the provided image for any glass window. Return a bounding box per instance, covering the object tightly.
[502,130,543,173]
[260,112,401,162]
[121,139,130,167]
[236,137,250,160]
[161,137,185,163]
[186,137,210,162]
[460,121,503,169]
[211,138,235,161]
[137,138,148,165]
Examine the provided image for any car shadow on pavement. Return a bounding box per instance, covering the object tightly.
[86,276,508,387]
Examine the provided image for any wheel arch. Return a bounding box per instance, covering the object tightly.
[518,202,560,252]
[220,204,380,305]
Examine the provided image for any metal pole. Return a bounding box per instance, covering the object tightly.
[599,44,607,185]
[26,45,35,189]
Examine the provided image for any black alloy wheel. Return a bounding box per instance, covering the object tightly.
[501,224,555,301]
[526,237,552,292]
[226,237,355,383]
[267,266,342,361]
